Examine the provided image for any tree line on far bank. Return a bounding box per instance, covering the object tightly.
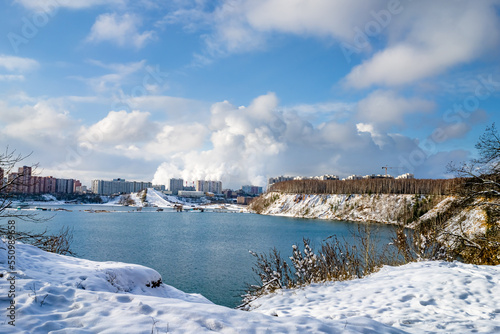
[269,178,461,195]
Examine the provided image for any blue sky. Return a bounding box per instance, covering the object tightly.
[1,0,499,189]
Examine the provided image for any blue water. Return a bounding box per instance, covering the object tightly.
[8,206,397,307]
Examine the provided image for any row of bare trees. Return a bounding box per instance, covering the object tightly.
[269,178,462,195]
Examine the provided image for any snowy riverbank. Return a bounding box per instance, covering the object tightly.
[8,188,248,213]
[250,192,424,224]
[1,239,500,333]
[250,192,490,238]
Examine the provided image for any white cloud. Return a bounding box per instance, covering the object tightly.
[78,109,210,161]
[209,0,378,55]
[15,0,125,11]
[165,0,500,89]
[244,0,372,39]
[76,60,147,93]
[153,93,287,187]
[0,55,38,72]
[344,1,500,88]
[0,75,25,81]
[81,110,157,146]
[143,123,209,158]
[356,122,388,149]
[152,92,428,188]
[0,100,74,144]
[356,90,434,128]
[129,96,210,120]
[86,13,155,49]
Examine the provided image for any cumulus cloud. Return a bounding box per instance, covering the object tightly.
[86,13,155,48]
[78,109,210,161]
[152,92,426,188]
[0,100,75,144]
[81,110,157,146]
[143,123,209,157]
[153,93,287,187]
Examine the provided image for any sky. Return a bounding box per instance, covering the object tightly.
[0,0,499,189]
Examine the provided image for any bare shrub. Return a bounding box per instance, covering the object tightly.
[1,226,75,256]
[240,225,402,309]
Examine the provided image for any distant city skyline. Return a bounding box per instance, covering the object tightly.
[1,1,499,189]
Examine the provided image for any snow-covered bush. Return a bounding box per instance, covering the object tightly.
[241,227,396,308]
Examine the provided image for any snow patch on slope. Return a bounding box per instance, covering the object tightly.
[256,192,417,224]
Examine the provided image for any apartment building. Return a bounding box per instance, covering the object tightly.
[91,178,152,195]
[195,180,222,194]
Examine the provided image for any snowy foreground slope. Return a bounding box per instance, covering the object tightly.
[249,261,500,333]
[1,240,500,333]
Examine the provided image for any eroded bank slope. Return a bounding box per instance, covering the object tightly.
[250,192,488,231]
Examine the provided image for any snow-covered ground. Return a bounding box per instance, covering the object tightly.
[2,239,499,333]
[254,192,418,224]
[6,188,248,213]
[249,261,500,333]
[144,188,248,213]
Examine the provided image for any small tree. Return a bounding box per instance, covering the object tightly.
[0,147,74,255]
[446,123,500,264]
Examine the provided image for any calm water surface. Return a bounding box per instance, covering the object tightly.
[11,205,397,307]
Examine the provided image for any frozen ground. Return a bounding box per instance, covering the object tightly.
[1,239,499,333]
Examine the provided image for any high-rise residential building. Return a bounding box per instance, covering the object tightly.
[56,178,75,194]
[196,180,222,194]
[169,178,184,195]
[241,185,263,196]
[2,166,79,194]
[91,178,152,195]
[268,175,295,187]
[17,166,32,193]
[7,172,18,193]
